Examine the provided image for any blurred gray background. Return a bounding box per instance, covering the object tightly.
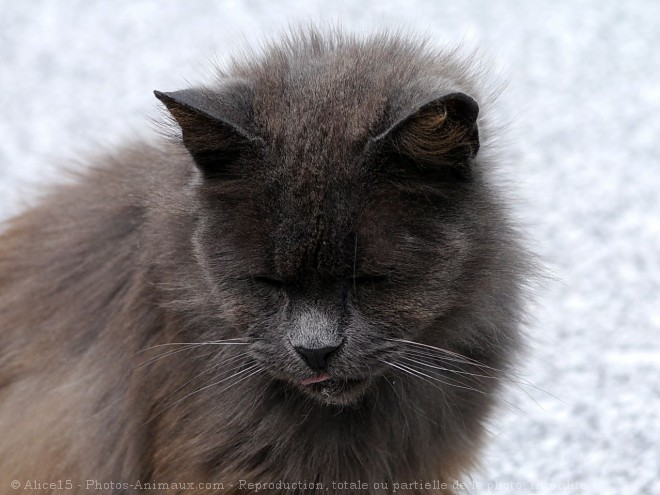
[1,1,658,493]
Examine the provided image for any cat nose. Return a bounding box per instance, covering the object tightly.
[294,344,340,371]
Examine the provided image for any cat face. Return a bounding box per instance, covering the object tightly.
[194,169,475,404]
[157,73,482,405]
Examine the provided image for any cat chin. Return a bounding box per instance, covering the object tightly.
[296,375,372,406]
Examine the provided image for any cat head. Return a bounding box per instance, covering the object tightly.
[155,34,520,406]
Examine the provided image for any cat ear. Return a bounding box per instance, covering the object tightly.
[373,92,480,181]
[154,89,260,179]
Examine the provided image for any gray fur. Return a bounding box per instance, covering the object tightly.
[0,29,530,494]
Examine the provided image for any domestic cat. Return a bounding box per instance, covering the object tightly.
[0,30,529,494]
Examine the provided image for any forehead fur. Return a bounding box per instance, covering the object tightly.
[224,30,490,165]
[183,30,495,279]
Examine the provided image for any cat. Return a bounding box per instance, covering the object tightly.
[0,30,529,494]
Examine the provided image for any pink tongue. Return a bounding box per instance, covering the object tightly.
[300,373,331,385]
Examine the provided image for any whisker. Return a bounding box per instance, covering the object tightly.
[160,351,254,405]
[138,338,253,353]
[409,348,555,407]
[135,339,254,369]
[399,355,494,386]
[388,338,511,374]
[213,366,274,431]
[389,338,560,403]
[388,360,486,395]
[398,348,501,379]
[198,365,268,407]
[148,363,263,423]
[170,363,261,408]
[385,359,526,413]
[135,345,208,369]
[384,359,514,403]
[381,360,454,411]
[405,360,518,409]
[383,374,436,429]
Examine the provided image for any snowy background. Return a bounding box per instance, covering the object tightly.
[1,1,658,493]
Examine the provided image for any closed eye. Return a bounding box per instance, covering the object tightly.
[350,274,389,285]
[252,276,285,288]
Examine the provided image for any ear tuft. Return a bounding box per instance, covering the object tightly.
[373,92,480,182]
[395,92,479,161]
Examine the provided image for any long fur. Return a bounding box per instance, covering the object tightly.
[0,29,530,494]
